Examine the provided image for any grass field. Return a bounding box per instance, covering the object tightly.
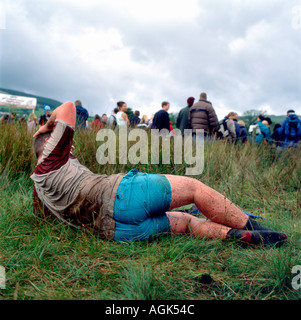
[0,123,300,300]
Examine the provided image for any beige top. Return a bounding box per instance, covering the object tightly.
[31,119,124,239]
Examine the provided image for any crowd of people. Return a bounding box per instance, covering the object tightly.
[1,94,300,149]
[84,93,300,149]
[173,92,301,148]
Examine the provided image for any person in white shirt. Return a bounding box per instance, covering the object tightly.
[116,101,129,127]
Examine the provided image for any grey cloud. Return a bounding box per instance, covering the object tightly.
[0,0,300,119]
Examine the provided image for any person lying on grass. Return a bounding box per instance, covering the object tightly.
[31,102,287,246]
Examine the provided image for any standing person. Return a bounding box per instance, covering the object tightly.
[116,101,130,127]
[75,100,89,130]
[277,109,301,148]
[28,113,38,132]
[218,112,237,141]
[39,105,52,127]
[108,108,119,128]
[232,113,241,143]
[237,120,248,144]
[250,115,271,145]
[189,92,219,137]
[152,101,170,131]
[102,114,108,126]
[31,101,287,246]
[271,123,283,147]
[137,115,148,129]
[176,97,195,134]
[262,120,271,145]
[130,110,141,127]
[91,114,103,132]
[147,115,154,128]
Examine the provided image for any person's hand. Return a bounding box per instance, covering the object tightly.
[33,125,51,138]
[70,145,75,154]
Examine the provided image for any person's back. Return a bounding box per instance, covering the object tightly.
[177,97,195,134]
[233,118,241,141]
[218,114,236,141]
[108,108,118,128]
[152,110,169,130]
[108,114,116,126]
[39,114,49,127]
[75,100,89,129]
[271,123,283,146]
[189,93,219,135]
[91,115,103,131]
[130,111,141,128]
[253,117,271,144]
[237,120,248,143]
[152,101,170,131]
[278,110,301,147]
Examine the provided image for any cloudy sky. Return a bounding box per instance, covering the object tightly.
[0,0,300,119]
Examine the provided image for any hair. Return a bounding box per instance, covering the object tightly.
[28,113,37,122]
[113,107,119,114]
[75,100,82,107]
[258,114,265,121]
[141,115,148,124]
[102,113,107,117]
[200,92,207,100]
[226,112,236,118]
[187,97,195,107]
[161,101,169,108]
[94,114,101,120]
[33,132,52,159]
[264,117,272,125]
[117,101,126,109]
[134,110,140,116]
[238,120,245,127]
[287,109,295,115]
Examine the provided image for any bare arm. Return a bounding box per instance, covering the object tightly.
[122,112,130,126]
[33,102,76,138]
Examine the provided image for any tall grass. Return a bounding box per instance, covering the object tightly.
[0,123,300,300]
[0,123,36,176]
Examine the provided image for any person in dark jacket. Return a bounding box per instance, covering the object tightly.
[188,92,219,137]
[152,101,170,131]
[271,123,282,147]
[232,113,241,143]
[130,110,141,127]
[237,120,248,143]
[176,97,195,134]
[75,100,89,129]
[39,105,52,127]
[277,109,301,147]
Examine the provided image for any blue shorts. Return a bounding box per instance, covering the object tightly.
[113,169,172,242]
